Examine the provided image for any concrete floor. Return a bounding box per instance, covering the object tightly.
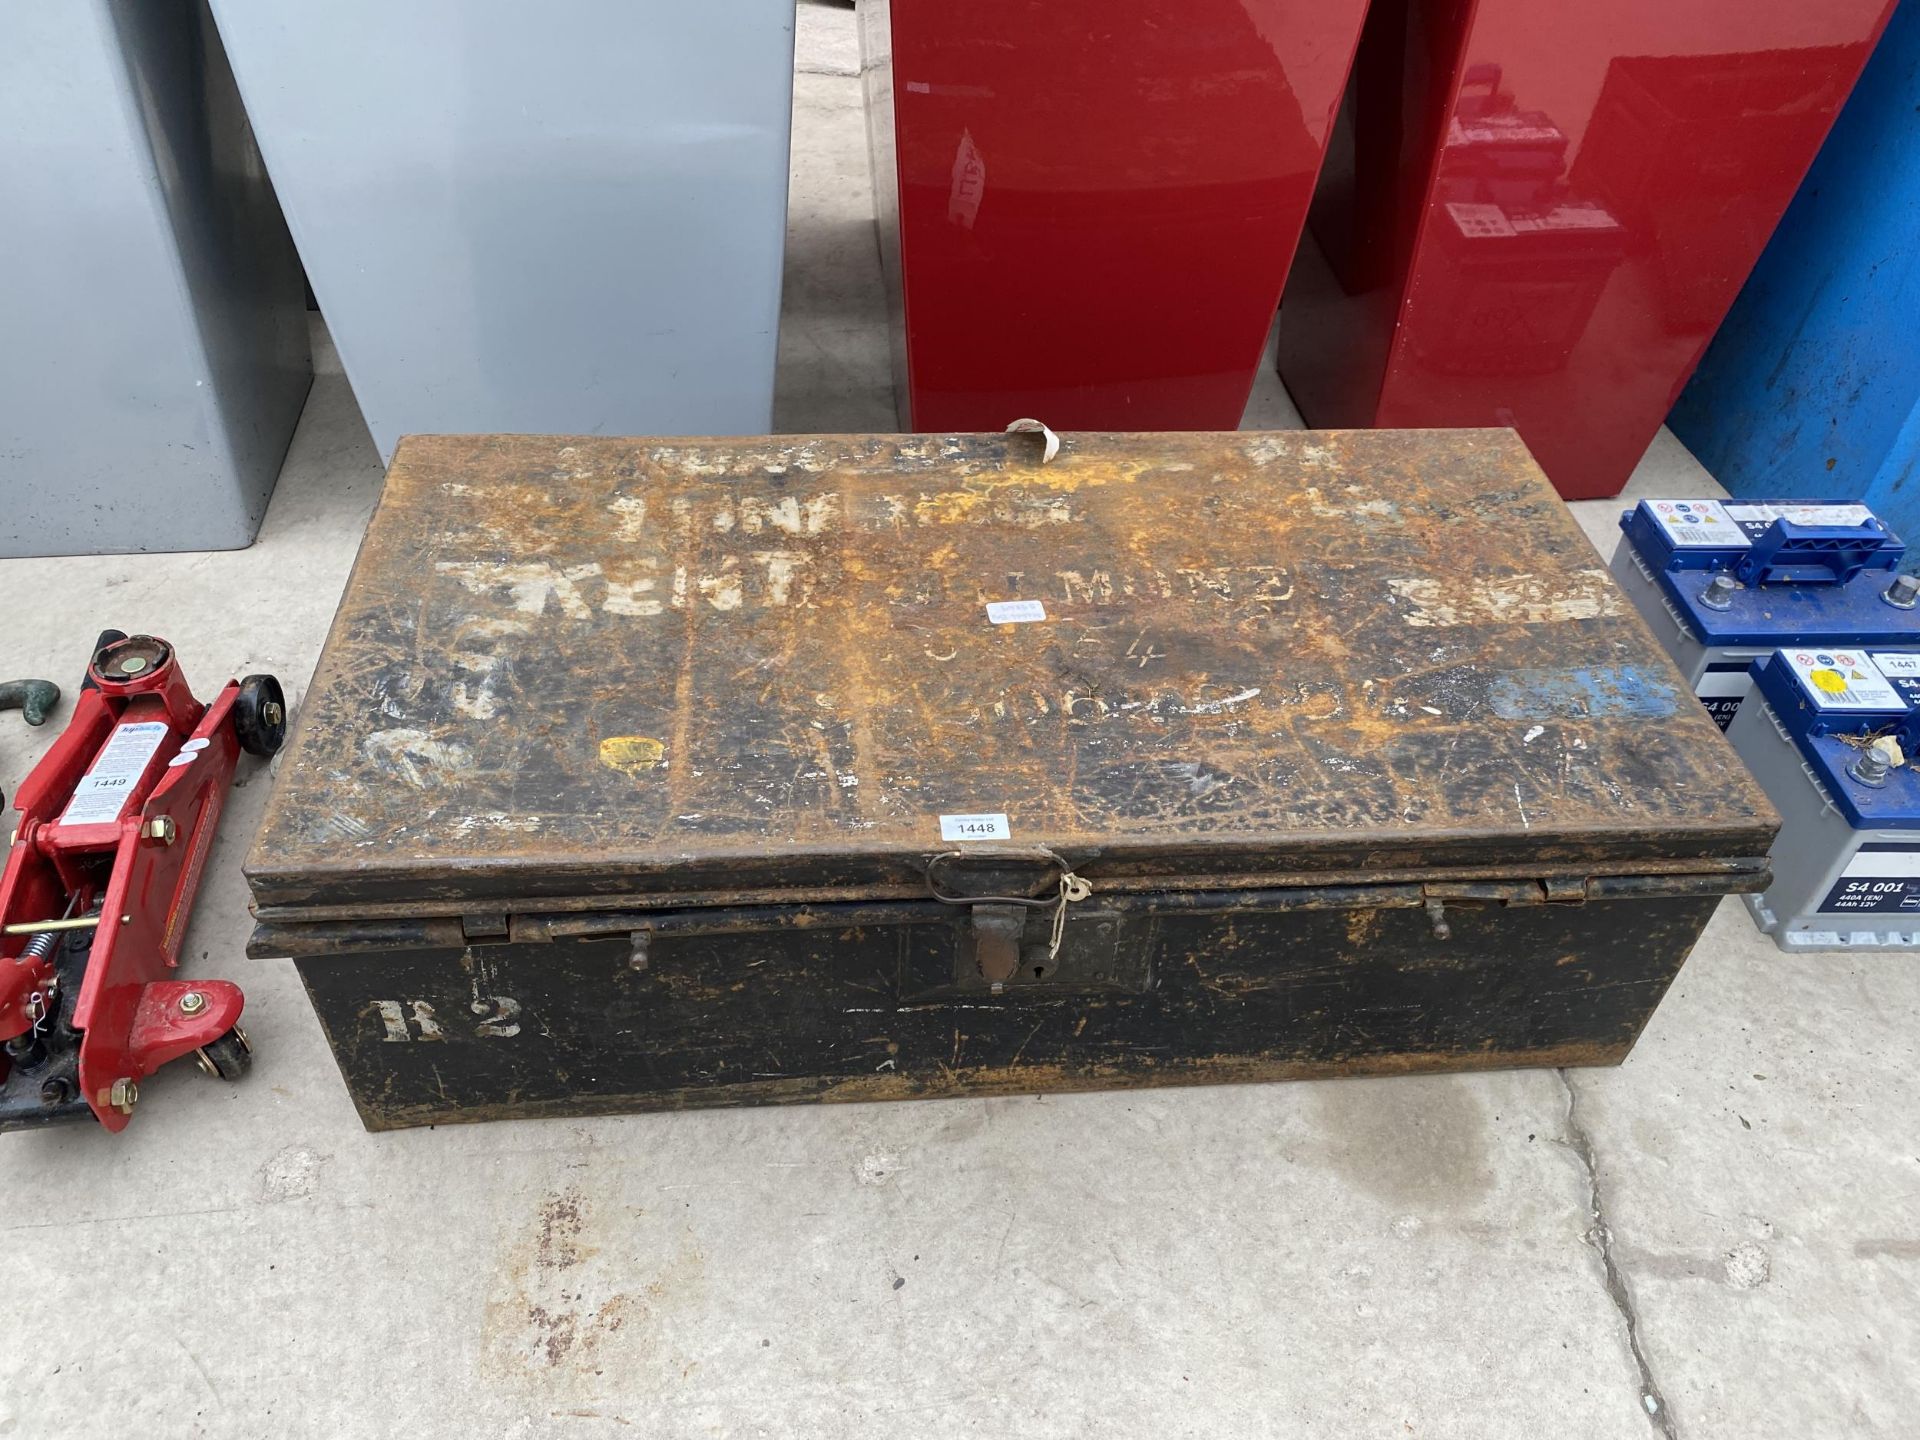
[4,5,1918,1436]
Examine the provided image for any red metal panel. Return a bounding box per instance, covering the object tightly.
[865,0,1371,432]
[1278,0,1897,499]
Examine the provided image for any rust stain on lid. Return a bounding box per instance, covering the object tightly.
[247,429,1776,914]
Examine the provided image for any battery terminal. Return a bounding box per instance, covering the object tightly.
[1849,737,1904,788]
[1699,572,1741,610]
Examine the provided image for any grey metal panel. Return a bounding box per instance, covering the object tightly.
[206,0,796,461]
[0,0,312,557]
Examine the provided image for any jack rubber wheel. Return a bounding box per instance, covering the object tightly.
[233,674,287,758]
[196,1026,253,1081]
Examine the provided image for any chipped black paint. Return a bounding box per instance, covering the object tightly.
[301,893,1722,1130]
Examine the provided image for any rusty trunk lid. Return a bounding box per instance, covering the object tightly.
[245,429,1777,928]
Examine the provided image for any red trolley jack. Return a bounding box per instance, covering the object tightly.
[0,633,285,1132]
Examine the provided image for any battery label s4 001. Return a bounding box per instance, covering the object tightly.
[1819,844,1920,914]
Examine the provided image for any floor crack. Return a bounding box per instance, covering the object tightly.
[1558,1068,1679,1439]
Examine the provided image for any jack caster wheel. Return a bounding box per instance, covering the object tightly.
[195,1026,253,1081]
[234,675,287,758]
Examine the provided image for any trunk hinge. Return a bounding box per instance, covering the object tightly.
[1421,876,1592,938]
[460,912,510,944]
[463,913,559,946]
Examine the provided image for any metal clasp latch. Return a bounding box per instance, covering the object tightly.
[967,874,1094,992]
[927,847,1094,992]
[970,905,1026,989]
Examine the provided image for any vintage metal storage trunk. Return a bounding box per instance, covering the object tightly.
[245,430,1777,1130]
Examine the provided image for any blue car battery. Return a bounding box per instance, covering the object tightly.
[1727,647,1920,952]
[1609,498,1916,730]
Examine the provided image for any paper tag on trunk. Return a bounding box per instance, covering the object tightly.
[940,813,1011,841]
[986,600,1047,625]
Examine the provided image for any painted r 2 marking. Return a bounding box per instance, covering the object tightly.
[374,995,521,1040]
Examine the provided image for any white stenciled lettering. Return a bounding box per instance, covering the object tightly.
[608,495,648,541]
[472,996,523,1038]
[434,560,601,619]
[449,680,498,720]
[899,490,1076,528]
[1057,570,1116,605]
[697,559,745,611]
[737,494,839,536]
[373,996,523,1039]
[754,551,806,607]
[374,999,410,1042]
[603,576,664,617]
[1048,565,1289,608]
[436,525,812,621]
[982,684,1266,726]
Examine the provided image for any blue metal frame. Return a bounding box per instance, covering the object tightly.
[1671,0,1920,552]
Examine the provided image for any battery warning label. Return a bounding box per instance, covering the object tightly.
[1785,650,1906,711]
[1820,844,1920,914]
[1646,499,1748,547]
